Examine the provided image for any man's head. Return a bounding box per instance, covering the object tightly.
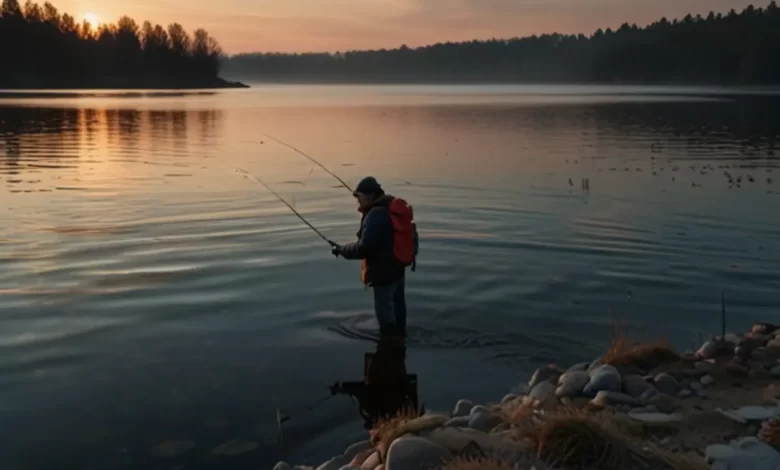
[353,176,383,210]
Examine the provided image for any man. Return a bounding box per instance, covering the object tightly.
[331,176,415,338]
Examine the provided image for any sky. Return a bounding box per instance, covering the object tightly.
[56,0,762,54]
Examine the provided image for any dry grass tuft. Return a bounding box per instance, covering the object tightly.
[600,323,680,370]
[369,405,422,446]
[440,456,514,470]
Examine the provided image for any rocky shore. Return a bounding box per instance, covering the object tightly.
[274,323,780,470]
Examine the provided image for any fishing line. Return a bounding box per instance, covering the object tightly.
[235,168,336,247]
[262,133,353,193]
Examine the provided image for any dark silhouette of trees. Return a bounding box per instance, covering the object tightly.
[0,0,232,88]
[224,2,780,85]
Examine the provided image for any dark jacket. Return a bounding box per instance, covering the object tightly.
[340,195,406,287]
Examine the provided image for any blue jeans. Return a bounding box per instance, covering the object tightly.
[372,279,406,334]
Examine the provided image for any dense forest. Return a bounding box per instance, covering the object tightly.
[224,2,780,85]
[0,0,244,89]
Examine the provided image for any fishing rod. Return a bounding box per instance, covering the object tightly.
[262,133,353,193]
[235,168,337,247]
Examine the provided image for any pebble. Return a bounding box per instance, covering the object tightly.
[443,417,471,428]
[591,391,641,408]
[385,436,452,470]
[694,361,716,372]
[469,405,488,417]
[317,456,353,470]
[567,362,590,372]
[360,453,381,470]
[426,428,525,462]
[555,370,590,397]
[696,339,733,360]
[583,364,622,397]
[528,381,555,407]
[528,365,563,389]
[344,441,374,460]
[628,411,683,423]
[771,365,780,377]
[719,406,780,424]
[654,373,680,395]
[705,437,780,470]
[468,411,504,433]
[500,393,519,405]
[452,399,474,418]
[647,393,676,414]
[752,323,779,336]
[623,374,656,398]
[677,389,693,398]
[701,374,716,386]
[724,363,750,377]
[690,381,702,391]
[274,463,293,470]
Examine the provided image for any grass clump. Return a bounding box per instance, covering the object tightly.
[600,323,680,371]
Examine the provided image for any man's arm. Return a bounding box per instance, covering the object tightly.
[340,210,384,260]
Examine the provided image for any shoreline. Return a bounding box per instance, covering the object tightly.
[275,323,780,470]
[0,77,249,91]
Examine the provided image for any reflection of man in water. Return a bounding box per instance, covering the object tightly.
[330,337,420,429]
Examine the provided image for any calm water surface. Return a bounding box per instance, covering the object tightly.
[1,85,780,469]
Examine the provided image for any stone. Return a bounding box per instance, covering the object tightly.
[583,365,622,397]
[752,323,779,336]
[771,365,780,377]
[468,411,504,433]
[350,449,375,468]
[705,437,780,470]
[724,333,742,344]
[767,337,780,351]
[317,456,353,470]
[719,406,780,424]
[452,400,474,418]
[694,361,716,372]
[647,394,676,414]
[338,467,359,470]
[591,391,642,408]
[653,373,680,395]
[528,381,556,407]
[623,374,657,398]
[500,393,519,405]
[677,389,693,398]
[555,371,590,397]
[701,374,715,386]
[274,462,293,470]
[690,382,703,391]
[528,365,563,389]
[469,405,488,416]
[696,339,732,360]
[753,347,773,361]
[725,363,751,377]
[443,417,471,428]
[628,411,683,423]
[385,436,452,470]
[426,428,525,462]
[640,388,660,404]
[567,362,590,372]
[360,453,381,470]
[344,441,374,460]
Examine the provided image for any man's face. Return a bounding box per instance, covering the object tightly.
[356,192,372,210]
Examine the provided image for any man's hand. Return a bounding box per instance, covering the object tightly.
[328,241,342,258]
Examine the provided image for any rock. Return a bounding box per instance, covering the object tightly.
[701,375,715,386]
[694,361,716,372]
[770,365,780,377]
[500,393,519,405]
[750,368,772,380]
[152,440,196,457]
[567,362,590,372]
[677,389,693,398]
[338,467,359,470]
[317,456,353,470]
[443,417,471,428]
[360,453,381,470]
[468,411,504,433]
[385,436,452,470]
[623,374,657,398]
[705,437,780,470]
[274,463,293,470]
[628,411,683,423]
[351,449,376,467]
[640,388,660,404]
[647,394,676,414]
[719,406,780,424]
[591,391,641,408]
[653,373,680,395]
[583,365,622,397]
[724,333,742,344]
[753,347,773,361]
[725,363,751,377]
[452,400,474,418]
[528,365,563,389]
[555,371,590,397]
[527,381,556,407]
[344,441,374,460]
[696,339,732,360]
[752,323,779,336]
[469,405,488,416]
[690,382,703,391]
[767,337,780,351]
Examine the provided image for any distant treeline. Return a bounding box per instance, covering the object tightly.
[224,2,780,85]
[0,0,243,89]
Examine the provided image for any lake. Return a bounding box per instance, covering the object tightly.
[1,85,779,469]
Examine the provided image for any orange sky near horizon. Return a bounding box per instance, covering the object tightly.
[55,0,762,54]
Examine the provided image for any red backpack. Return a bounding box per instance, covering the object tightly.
[388,197,418,270]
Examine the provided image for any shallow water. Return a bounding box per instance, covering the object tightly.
[1,84,780,469]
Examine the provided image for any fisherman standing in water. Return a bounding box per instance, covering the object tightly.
[331,177,418,338]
